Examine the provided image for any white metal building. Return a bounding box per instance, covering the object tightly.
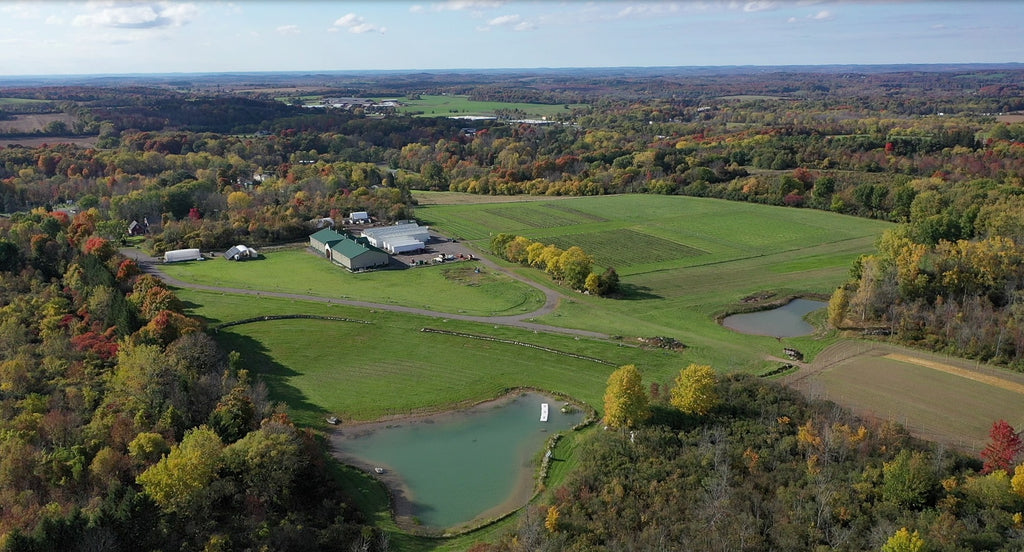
[164,248,203,263]
[360,223,430,254]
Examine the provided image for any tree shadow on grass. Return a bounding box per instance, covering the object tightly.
[213,330,327,425]
[616,283,662,301]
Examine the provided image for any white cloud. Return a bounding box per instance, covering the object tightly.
[742,1,778,12]
[487,14,520,26]
[73,2,198,29]
[276,24,300,35]
[788,9,833,23]
[616,3,682,19]
[426,1,504,12]
[332,12,385,34]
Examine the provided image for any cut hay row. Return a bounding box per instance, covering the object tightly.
[884,353,1024,395]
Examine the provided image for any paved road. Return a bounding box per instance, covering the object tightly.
[121,247,609,339]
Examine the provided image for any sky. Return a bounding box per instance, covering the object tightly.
[0,1,1022,76]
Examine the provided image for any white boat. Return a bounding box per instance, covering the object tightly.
[540,403,549,422]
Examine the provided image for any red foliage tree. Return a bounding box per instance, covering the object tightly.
[83,236,115,260]
[116,258,141,283]
[980,419,1023,474]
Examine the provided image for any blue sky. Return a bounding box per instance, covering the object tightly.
[1,1,1021,75]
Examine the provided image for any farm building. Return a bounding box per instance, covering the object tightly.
[164,248,202,263]
[348,211,370,224]
[360,223,430,254]
[309,228,389,271]
[224,245,258,261]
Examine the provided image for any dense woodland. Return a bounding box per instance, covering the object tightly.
[3,66,1024,550]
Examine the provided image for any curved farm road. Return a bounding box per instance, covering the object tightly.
[121,248,607,339]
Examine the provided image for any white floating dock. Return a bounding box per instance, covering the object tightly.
[540,403,549,422]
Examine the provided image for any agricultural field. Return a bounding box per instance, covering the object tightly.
[393,94,585,119]
[417,193,891,281]
[160,246,546,316]
[788,341,1024,451]
[0,112,76,132]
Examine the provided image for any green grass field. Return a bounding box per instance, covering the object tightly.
[161,246,545,316]
[169,194,895,549]
[394,95,584,119]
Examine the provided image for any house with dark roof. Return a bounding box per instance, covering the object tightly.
[309,228,389,271]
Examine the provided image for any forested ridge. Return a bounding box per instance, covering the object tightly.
[3,66,1024,550]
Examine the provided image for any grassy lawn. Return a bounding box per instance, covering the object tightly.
[394,95,584,119]
[180,289,691,426]
[161,246,545,316]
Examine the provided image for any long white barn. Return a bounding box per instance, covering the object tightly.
[360,223,429,254]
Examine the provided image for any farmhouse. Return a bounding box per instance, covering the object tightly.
[164,248,202,263]
[359,222,430,254]
[224,244,258,261]
[309,228,389,271]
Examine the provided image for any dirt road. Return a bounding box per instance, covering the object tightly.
[121,247,609,339]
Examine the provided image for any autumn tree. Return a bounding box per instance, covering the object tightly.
[980,419,1023,474]
[557,246,594,290]
[828,286,850,328]
[603,364,649,429]
[544,505,560,533]
[881,527,926,552]
[136,425,224,517]
[670,363,719,416]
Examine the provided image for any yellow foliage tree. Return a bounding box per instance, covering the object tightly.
[880,527,925,552]
[545,505,560,533]
[1011,463,1024,498]
[670,363,719,416]
[603,364,649,429]
[137,426,224,516]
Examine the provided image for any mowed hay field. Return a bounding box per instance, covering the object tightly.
[788,341,1024,450]
[418,194,892,355]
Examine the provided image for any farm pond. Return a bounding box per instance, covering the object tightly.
[722,298,827,338]
[330,391,584,531]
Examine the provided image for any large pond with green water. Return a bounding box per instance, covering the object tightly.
[722,298,827,338]
[332,391,584,530]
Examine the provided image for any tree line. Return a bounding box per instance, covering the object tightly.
[484,365,1024,552]
[0,209,389,551]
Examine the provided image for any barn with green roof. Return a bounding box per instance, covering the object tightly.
[309,228,389,271]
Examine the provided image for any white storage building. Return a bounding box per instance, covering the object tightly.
[224,245,258,261]
[164,248,203,263]
[360,223,430,254]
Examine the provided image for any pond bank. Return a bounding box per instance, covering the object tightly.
[328,389,590,535]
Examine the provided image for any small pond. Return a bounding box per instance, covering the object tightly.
[332,391,584,530]
[721,298,827,338]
